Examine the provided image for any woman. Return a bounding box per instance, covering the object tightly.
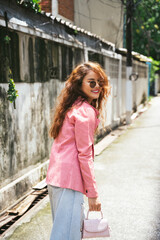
[46,62,110,240]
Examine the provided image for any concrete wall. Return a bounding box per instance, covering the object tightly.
[74,0,124,48]
[132,61,148,108]
[155,73,160,94]
[0,27,84,190]
[101,54,148,128]
[158,75,160,93]
[0,80,64,186]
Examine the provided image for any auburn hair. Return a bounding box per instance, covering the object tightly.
[49,62,111,139]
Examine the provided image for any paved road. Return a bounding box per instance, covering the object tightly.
[6,96,160,240]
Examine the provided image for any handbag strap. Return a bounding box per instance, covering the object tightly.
[86,210,103,220]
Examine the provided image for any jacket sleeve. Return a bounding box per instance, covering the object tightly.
[74,106,99,198]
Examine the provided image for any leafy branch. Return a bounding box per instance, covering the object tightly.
[4,35,11,44]
[17,0,41,13]
[149,57,160,82]
[7,70,18,109]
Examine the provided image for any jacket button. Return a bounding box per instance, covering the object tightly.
[86,190,88,193]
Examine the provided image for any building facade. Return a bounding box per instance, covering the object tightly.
[40,0,124,48]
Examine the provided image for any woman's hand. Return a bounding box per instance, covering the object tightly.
[88,197,101,211]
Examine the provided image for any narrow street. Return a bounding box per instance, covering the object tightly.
[95,95,160,240]
[6,96,160,240]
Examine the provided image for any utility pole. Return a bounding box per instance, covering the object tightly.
[126,0,134,124]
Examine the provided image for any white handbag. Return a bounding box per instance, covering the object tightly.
[82,211,110,239]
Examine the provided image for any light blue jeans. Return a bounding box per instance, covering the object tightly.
[47,185,85,240]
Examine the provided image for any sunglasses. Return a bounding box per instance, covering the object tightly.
[89,80,104,88]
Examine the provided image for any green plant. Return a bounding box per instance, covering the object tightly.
[4,35,11,44]
[132,0,160,61]
[148,95,153,102]
[7,72,18,109]
[3,33,19,109]
[17,0,41,13]
[149,57,160,83]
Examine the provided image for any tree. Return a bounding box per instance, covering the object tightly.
[132,0,160,60]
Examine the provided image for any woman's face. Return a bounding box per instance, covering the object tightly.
[81,70,102,103]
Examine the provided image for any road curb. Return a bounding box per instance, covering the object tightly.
[0,161,49,214]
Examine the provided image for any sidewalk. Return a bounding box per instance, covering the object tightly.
[4,96,160,240]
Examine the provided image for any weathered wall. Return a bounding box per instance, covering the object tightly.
[158,75,160,93]
[74,0,124,48]
[0,80,64,187]
[95,54,149,128]
[155,73,160,94]
[133,61,148,108]
[0,27,84,188]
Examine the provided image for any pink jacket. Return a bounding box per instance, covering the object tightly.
[46,100,100,198]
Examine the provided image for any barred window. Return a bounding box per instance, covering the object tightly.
[109,58,119,79]
[0,28,20,83]
[61,46,83,81]
[48,41,59,79]
[88,52,104,68]
[75,48,83,66]
[61,45,74,81]
[35,37,48,82]
[28,37,34,82]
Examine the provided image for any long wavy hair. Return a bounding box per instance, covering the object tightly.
[49,62,111,139]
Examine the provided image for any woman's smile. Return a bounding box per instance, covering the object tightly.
[91,89,99,93]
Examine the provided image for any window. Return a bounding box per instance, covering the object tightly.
[35,37,48,82]
[75,48,83,66]
[88,52,104,67]
[61,45,74,81]
[0,28,20,82]
[48,41,59,79]
[28,37,34,82]
[61,45,68,81]
[109,58,119,79]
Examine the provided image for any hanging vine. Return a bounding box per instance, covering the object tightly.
[7,70,18,109]
[4,12,18,109]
